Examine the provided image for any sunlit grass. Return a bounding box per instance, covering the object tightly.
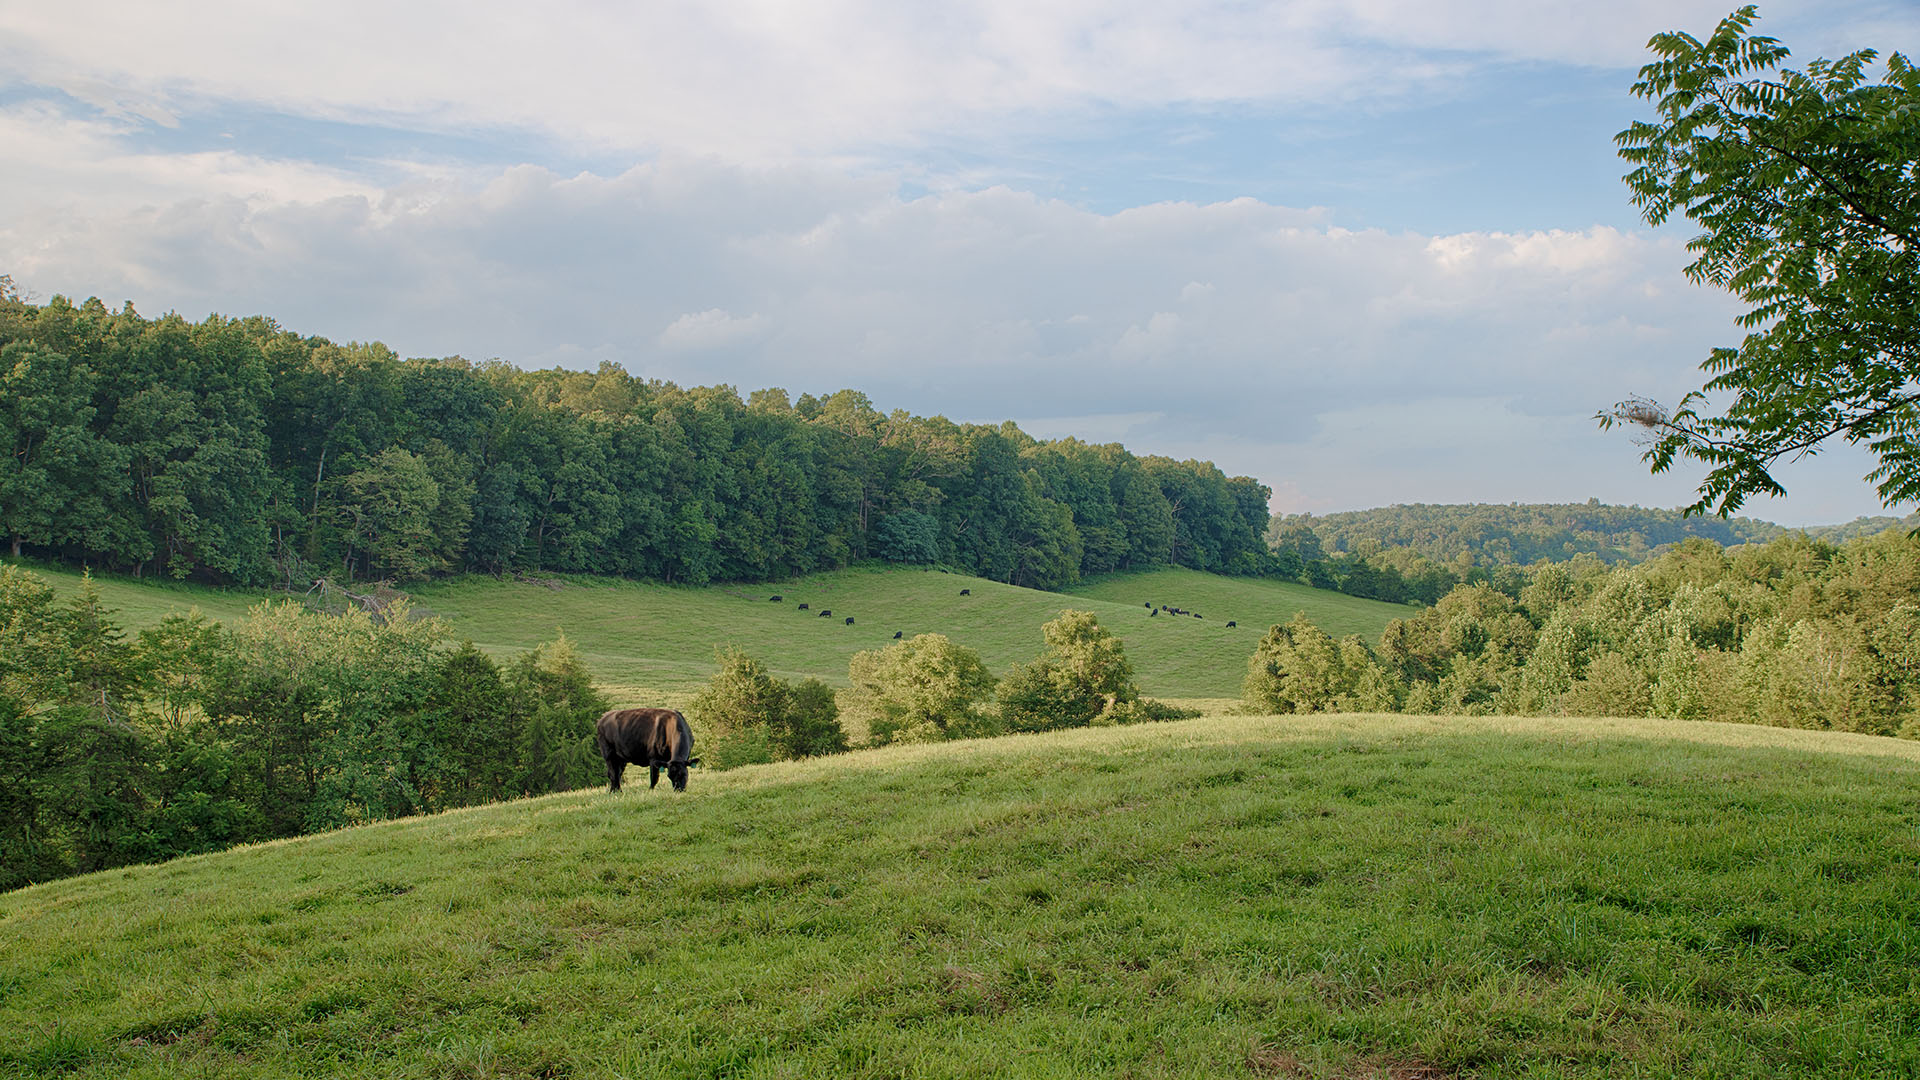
[6,713,1919,1078]
[16,561,1410,699]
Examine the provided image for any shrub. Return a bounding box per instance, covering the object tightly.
[1000,610,1181,731]
[845,634,997,744]
[1244,613,1401,714]
[689,648,850,766]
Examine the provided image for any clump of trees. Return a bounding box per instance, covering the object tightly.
[687,647,848,767]
[1244,530,1920,739]
[0,295,1271,592]
[845,634,998,744]
[700,609,1197,761]
[0,566,612,892]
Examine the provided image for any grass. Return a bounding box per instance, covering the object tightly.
[14,561,1411,700]
[5,712,1919,1078]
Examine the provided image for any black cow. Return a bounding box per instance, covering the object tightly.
[1149,609,1158,617]
[1144,602,1152,608]
[769,595,783,602]
[819,609,832,617]
[1226,620,1237,627]
[960,588,971,596]
[845,616,855,625]
[892,630,903,639]
[596,708,700,792]
[798,603,809,610]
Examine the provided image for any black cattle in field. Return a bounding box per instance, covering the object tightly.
[1226,621,1237,627]
[770,595,783,602]
[893,630,903,639]
[960,588,971,595]
[798,602,809,610]
[845,616,855,625]
[596,708,700,792]
[1149,609,1158,617]
[1144,602,1152,608]
[819,609,832,617]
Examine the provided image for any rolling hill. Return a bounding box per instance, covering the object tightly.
[5,713,1918,1078]
[24,563,1413,701]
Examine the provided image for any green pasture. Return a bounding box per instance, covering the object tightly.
[6,713,1918,1078]
[17,562,1410,701]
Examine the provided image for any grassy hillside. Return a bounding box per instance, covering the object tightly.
[6,713,1918,1078]
[18,563,1410,700]
[1062,566,1406,639]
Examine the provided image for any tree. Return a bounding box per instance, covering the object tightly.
[1244,613,1399,715]
[845,634,997,744]
[998,610,1143,732]
[688,647,850,762]
[1602,7,1920,513]
[0,343,125,561]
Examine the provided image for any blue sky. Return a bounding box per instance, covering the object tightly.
[3,0,1916,526]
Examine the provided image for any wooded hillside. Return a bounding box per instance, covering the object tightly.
[0,295,1270,590]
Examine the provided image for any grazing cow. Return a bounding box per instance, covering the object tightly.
[1149,609,1158,617]
[1144,602,1153,608]
[1227,620,1237,627]
[596,708,700,792]
[960,588,971,596]
[819,609,832,617]
[798,603,809,610]
[892,630,903,639]
[769,595,783,602]
[845,616,855,625]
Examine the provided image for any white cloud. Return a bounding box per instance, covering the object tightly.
[6,1,1881,163]
[658,309,768,351]
[10,156,1855,518]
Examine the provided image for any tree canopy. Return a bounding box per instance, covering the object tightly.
[1603,6,1920,514]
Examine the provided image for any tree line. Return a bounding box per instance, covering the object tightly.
[0,566,615,892]
[1247,528,1920,738]
[0,294,1270,592]
[1262,501,1920,610]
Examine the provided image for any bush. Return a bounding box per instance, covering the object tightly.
[999,610,1183,731]
[1244,613,1401,714]
[689,648,850,766]
[845,634,997,744]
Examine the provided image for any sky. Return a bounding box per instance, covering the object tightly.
[3,1,1917,527]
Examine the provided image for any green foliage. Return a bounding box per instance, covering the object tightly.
[1603,7,1920,513]
[1243,613,1400,715]
[847,634,998,744]
[1274,501,1783,572]
[870,510,940,564]
[0,294,1271,590]
[0,564,617,890]
[998,610,1167,732]
[690,647,850,763]
[1277,526,1920,734]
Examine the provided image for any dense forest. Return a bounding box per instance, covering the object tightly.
[1249,529,1920,739]
[0,293,1270,591]
[1264,502,1920,609]
[1270,501,1788,569]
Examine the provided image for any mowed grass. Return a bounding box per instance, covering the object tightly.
[5,713,1919,1079]
[15,562,1410,700]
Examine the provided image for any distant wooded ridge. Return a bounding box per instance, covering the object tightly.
[1,294,1269,590]
[1273,502,1920,570]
